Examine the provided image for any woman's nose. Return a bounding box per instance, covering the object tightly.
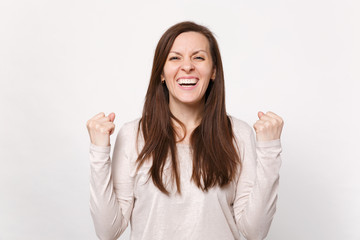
[181,58,195,72]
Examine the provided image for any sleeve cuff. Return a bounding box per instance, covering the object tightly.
[89,142,111,153]
[256,139,281,148]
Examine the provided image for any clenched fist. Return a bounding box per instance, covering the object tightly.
[86,112,116,147]
[253,111,284,142]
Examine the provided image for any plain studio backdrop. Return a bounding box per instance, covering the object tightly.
[0,0,359,239]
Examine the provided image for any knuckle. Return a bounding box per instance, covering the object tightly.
[271,119,277,125]
[88,121,95,128]
[100,127,108,134]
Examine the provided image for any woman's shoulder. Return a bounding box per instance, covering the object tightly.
[114,117,143,152]
[116,117,142,139]
[121,117,141,131]
[228,114,254,140]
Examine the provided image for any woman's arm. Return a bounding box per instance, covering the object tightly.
[233,126,282,240]
[89,125,135,240]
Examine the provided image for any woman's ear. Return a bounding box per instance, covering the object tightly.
[211,68,216,81]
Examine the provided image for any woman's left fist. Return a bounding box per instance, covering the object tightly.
[253,111,284,142]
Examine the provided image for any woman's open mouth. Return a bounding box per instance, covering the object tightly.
[176,78,199,89]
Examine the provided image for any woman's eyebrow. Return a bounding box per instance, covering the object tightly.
[169,50,208,55]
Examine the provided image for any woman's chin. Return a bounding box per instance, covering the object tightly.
[171,97,205,107]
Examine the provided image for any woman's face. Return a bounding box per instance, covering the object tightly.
[161,31,216,107]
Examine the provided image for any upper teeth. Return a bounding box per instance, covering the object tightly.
[177,78,198,84]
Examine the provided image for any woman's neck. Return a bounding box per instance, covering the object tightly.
[169,99,205,144]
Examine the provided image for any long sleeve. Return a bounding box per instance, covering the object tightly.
[232,122,282,240]
[89,124,135,240]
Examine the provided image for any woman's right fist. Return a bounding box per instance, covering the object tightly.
[86,112,116,147]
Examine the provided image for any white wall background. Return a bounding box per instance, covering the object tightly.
[1,0,359,239]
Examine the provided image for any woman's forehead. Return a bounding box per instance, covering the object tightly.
[170,32,210,53]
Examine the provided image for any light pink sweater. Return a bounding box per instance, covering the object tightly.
[89,116,282,240]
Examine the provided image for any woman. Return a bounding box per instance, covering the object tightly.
[86,21,284,240]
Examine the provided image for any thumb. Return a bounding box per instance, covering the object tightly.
[108,112,115,122]
[258,111,264,119]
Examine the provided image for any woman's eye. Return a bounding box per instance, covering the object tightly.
[169,56,204,60]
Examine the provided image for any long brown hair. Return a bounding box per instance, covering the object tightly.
[136,21,241,196]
